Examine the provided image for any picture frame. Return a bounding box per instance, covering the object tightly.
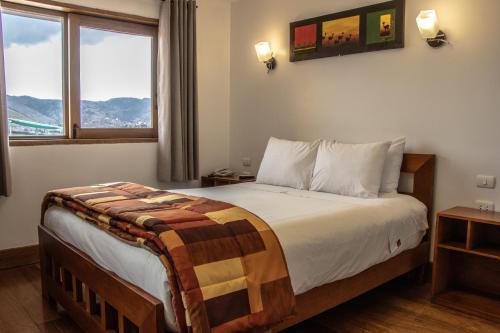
[290,0,405,62]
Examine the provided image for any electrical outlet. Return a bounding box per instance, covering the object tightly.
[476,200,495,212]
[242,158,251,167]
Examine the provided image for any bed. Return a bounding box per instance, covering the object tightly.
[38,153,435,333]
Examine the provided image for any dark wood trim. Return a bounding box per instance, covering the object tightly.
[37,153,435,332]
[201,176,256,188]
[39,226,165,333]
[68,11,80,138]
[10,138,158,146]
[274,241,430,331]
[437,206,500,226]
[400,154,436,222]
[2,1,158,142]
[69,13,159,35]
[432,207,500,323]
[2,1,70,138]
[39,224,430,333]
[73,128,158,140]
[1,0,64,17]
[0,245,39,270]
[1,0,159,26]
[62,5,70,139]
[38,153,435,333]
[68,13,158,140]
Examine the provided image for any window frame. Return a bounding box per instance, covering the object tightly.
[1,2,69,140]
[2,2,158,143]
[69,14,158,140]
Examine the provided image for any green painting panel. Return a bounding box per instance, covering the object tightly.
[366,8,396,45]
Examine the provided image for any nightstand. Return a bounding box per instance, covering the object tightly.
[201,175,256,188]
[432,207,500,323]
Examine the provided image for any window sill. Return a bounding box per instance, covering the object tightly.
[9,138,158,147]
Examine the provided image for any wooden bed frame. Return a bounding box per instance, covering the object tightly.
[38,153,435,333]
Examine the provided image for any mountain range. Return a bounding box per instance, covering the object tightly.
[7,95,151,128]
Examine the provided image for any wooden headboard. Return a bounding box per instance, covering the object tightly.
[399,154,436,221]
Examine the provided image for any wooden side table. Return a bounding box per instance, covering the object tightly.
[432,207,500,322]
[201,175,256,188]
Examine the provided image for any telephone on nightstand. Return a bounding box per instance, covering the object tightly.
[209,168,235,177]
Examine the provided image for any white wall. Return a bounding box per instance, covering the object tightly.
[0,0,231,250]
[229,0,500,222]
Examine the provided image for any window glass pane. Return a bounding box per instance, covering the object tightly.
[2,12,64,137]
[80,27,152,129]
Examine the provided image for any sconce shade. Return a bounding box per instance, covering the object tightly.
[416,10,440,39]
[255,42,273,62]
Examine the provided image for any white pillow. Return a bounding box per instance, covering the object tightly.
[256,137,320,190]
[310,140,391,198]
[380,137,406,193]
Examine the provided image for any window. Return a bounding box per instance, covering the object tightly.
[80,28,152,129]
[1,3,158,141]
[1,6,65,138]
[70,15,157,139]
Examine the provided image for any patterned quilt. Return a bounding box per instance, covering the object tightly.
[42,182,295,333]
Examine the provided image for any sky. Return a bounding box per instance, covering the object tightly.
[1,12,152,101]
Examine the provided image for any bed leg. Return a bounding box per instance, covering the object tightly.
[39,241,57,309]
[408,264,427,285]
[45,294,58,309]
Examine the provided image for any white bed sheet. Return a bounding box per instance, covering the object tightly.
[44,183,428,332]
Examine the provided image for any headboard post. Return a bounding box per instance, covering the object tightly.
[400,154,436,221]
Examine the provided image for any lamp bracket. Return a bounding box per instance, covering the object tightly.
[426,30,447,48]
[265,57,276,73]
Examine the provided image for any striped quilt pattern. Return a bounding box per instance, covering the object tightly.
[42,182,295,333]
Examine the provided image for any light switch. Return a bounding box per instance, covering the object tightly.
[476,175,496,189]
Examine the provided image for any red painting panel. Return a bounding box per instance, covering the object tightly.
[294,23,317,51]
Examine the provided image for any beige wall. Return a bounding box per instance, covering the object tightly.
[4,0,500,250]
[0,0,231,250]
[50,0,163,18]
[229,0,500,223]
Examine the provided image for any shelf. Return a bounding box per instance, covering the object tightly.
[437,217,468,245]
[473,246,500,260]
[433,290,500,323]
[434,207,500,323]
[469,221,500,259]
[438,242,500,260]
[438,207,500,226]
[438,241,466,251]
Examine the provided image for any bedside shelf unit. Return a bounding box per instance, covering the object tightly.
[201,175,256,188]
[432,207,500,323]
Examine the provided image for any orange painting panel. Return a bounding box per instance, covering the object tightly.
[322,15,360,48]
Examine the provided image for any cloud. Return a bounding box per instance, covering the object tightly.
[2,13,61,48]
[80,34,152,101]
[80,27,116,45]
[4,35,63,99]
[2,12,117,47]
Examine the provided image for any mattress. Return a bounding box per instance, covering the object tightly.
[44,183,428,332]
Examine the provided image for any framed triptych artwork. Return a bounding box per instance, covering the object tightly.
[290,0,405,62]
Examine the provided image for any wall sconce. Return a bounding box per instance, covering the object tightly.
[255,42,276,73]
[416,10,447,48]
